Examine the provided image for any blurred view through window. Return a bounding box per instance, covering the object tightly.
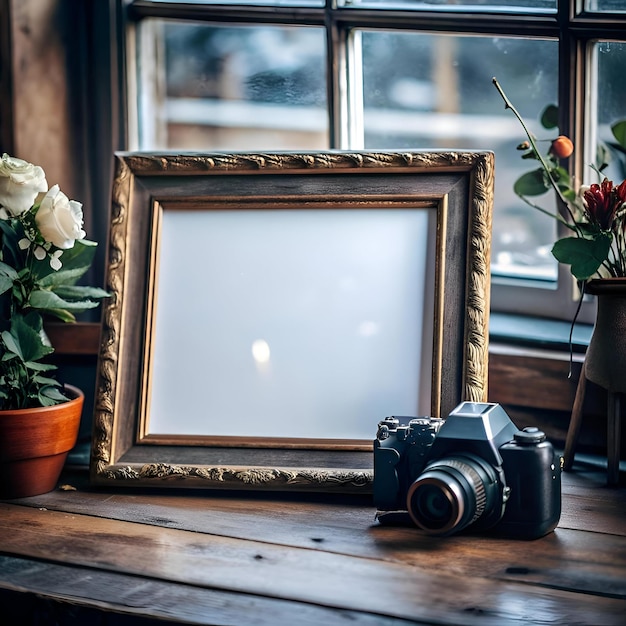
[143,24,328,150]
[130,0,626,322]
[360,32,558,281]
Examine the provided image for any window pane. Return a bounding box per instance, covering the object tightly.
[595,41,626,184]
[137,21,328,150]
[144,0,325,6]
[361,32,559,281]
[585,0,626,12]
[341,0,555,10]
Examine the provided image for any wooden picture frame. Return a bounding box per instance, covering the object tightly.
[90,150,494,493]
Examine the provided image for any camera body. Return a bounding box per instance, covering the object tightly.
[373,402,561,539]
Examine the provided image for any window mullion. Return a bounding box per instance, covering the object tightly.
[327,15,356,149]
[346,28,364,150]
[551,8,596,324]
[327,18,364,151]
[326,14,342,148]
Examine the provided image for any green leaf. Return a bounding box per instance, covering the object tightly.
[37,265,91,288]
[521,151,538,160]
[0,274,12,296]
[37,394,58,407]
[1,329,22,358]
[611,120,626,150]
[32,374,61,386]
[0,218,18,241]
[40,386,68,404]
[51,285,110,301]
[0,260,17,296]
[552,234,611,280]
[0,222,26,270]
[34,239,98,285]
[596,140,612,171]
[28,289,101,312]
[22,310,49,343]
[562,187,578,203]
[0,260,18,279]
[514,169,550,197]
[1,315,54,363]
[54,310,78,322]
[552,166,572,190]
[577,221,602,236]
[25,361,57,372]
[40,308,77,323]
[37,386,67,406]
[540,104,559,129]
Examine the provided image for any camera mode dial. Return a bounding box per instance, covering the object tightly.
[514,427,546,445]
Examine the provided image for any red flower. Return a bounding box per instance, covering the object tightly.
[583,179,619,230]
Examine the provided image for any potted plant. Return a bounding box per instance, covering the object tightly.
[493,78,626,396]
[493,77,626,283]
[0,153,108,498]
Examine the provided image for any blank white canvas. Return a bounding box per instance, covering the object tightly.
[148,208,433,439]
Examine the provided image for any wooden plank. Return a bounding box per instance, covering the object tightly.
[10,0,88,204]
[6,471,625,602]
[0,555,407,626]
[489,345,583,412]
[560,486,626,536]
[0,503,625,625]
[0,0,15,156]
[45,322,102,356]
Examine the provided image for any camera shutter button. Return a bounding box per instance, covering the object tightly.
[514,427,546,444]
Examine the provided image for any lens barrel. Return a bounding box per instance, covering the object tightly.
[406,454,500,536]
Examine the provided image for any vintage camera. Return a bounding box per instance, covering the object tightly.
[373,402,561,539]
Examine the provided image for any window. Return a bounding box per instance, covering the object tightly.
[123,0,626,324]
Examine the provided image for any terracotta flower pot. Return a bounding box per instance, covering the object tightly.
[0,385,84,499]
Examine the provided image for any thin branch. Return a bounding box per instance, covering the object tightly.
[493,77,581,233]
[516,193,577,230]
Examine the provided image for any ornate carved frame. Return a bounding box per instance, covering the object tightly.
[90,150,494,493]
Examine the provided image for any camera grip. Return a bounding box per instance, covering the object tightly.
[372,444,402,511]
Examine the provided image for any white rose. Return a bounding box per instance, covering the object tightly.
[34,184,86,249]
[0,153,48,215]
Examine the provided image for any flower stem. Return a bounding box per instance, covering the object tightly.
[516,193,576,231]
[616,231,626,276]
[492,77,581,234]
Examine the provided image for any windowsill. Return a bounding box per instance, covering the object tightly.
[489,312,593,354]
[488,312,594,422]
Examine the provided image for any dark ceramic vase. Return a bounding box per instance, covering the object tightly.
[584,279,626,393]
[0,385,84,499]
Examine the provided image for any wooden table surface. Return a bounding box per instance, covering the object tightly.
[1,462,625,625]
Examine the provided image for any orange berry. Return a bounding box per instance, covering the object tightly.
[550,135,574,159]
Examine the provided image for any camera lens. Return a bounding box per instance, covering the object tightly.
[406,455,500,536]
[413,484,454,527]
